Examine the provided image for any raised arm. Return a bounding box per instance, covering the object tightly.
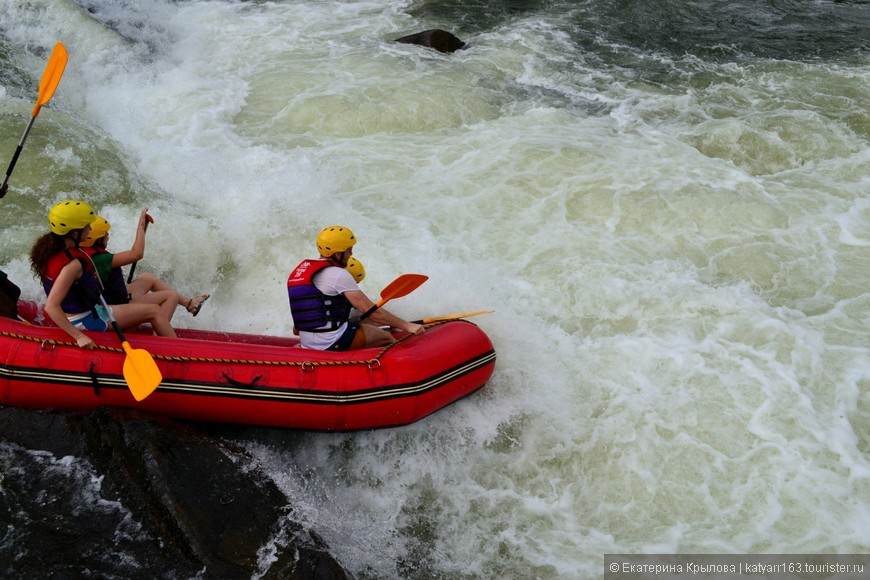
[110,208,151,267]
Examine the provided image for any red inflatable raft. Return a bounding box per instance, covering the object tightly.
[0,302,496,431]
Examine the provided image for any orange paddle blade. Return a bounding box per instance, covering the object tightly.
[32,42,68,116]
[416,310,495,324]
[375,273,428,307]
[122,341,163,401]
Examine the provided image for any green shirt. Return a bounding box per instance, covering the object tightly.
[90,252,115,283]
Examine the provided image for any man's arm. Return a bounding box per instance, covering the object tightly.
[343,289,423,334]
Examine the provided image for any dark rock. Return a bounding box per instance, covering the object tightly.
[394,29,467,53]
[0,270,21,319]
[0,406,352,579]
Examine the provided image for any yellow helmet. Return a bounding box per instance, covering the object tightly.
[48,200,97,235]
[345,257,365,282]
[316,226,356,257]
[80,216,111,247]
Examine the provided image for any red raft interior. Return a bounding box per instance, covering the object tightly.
[0,302,496,431]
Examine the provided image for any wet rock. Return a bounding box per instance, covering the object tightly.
[0,406,352,579]
[394,29,467,53]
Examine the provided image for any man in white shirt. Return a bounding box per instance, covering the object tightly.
[287,226,424,351]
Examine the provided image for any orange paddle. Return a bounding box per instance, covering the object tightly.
[359,273,428,321]
[2,43,68,197]
[98,294,162,401]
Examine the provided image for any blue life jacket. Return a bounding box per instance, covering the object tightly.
[287,259,352,332]
[42,248,103,314]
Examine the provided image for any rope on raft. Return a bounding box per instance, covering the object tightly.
[0,321,445,368]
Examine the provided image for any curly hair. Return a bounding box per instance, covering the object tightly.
[30,233,66,279]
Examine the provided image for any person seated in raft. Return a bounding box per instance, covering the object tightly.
[345,256,365,284]
[80,209,209,321]
[287,225,424,351]
[29,200,177,350]
[291,256,367,335]
[344,256,366,321]
[0,269,22,320]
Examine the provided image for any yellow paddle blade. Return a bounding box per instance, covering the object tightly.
[121,341,163,401]
[376,273,428,307]
[417,310,495,324]
[32,42,68,116]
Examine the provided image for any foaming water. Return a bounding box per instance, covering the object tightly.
[2,0,869,577]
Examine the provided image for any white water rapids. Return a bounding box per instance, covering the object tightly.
[1,0,868,577]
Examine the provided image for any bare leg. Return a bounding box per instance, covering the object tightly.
[128,272,206,316]
[128,272,188,302]
[359,323,396,348]
[111,302,176,337]
[131,289,179,322]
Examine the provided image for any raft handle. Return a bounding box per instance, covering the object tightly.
[88,361,100,395]
[221,371,263,388]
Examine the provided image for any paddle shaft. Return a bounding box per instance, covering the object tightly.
[411,310,495,324]
[1,118,37,195]
[379,310,494,328]
[98,294,128,343]
[359,303,382,321]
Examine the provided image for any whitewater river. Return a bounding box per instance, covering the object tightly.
[1,0,869,577]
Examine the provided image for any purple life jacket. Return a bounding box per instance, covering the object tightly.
[287,259,352,332]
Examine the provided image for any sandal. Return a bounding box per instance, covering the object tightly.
[186,293,210,317]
